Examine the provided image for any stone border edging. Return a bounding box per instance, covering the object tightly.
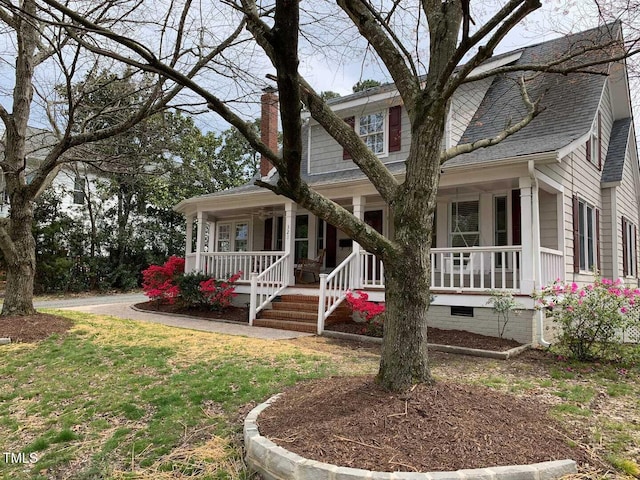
[322,330,531,360]
[245,395,577,480]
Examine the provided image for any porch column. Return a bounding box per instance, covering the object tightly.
[519,177,539,293]
[284,201,297,285]
[185,214,194,273]
[195,210,206,271]
[352,196,365,288]
[208,218,216,253]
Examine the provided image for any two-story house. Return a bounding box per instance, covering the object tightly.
[175,25,640,345]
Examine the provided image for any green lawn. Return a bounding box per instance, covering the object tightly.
[0,311,638,479]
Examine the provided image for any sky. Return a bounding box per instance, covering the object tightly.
[0,1,632,136]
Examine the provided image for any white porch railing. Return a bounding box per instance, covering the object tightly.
[540,247,564,287]
[430,246,522,292]
[198,252,285,282]
[317,252,358,334]
[249,253,290,325]
[360,251,384,288]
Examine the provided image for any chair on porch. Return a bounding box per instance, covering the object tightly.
[295,249,326,283]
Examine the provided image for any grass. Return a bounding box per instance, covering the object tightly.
[1,310,639,479]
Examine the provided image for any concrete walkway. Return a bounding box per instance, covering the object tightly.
[37,294,312,340]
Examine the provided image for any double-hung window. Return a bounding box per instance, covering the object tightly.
[295,215,309,261]
[358,112,385,155]
[578,199,597,271]
[622,217,637,277]
[217,222,249,252]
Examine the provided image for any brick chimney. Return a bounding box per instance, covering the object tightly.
[260,86,278,178]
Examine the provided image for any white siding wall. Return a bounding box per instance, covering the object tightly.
[601,187,614,279]
[615,145,640,284]
[449,77,494,146]
[538,189,558,250]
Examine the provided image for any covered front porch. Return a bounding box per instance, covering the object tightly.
[179,165,566,339]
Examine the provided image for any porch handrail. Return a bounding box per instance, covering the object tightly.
[317,251,358,334]
[431,246,522,253]
[248,253,290,325]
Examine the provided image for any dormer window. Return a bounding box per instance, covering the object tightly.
[358,112,385,155]
[586,111,602,170]
[342,106,401,160]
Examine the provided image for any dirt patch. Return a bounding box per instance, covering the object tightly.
[258,376,591,472]
[328,322,522,351]
[0,313,73,343]
[134,301,248,323]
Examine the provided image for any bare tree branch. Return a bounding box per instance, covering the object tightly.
[441,76,541,164]
[337,0,420,110]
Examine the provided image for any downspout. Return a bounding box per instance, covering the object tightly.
[529,160,551,347]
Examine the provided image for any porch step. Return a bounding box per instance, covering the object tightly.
[272,301,351,315]
[253,318,317,333]
[256,294,352,332]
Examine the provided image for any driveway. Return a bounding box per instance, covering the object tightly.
[36,293,311,340]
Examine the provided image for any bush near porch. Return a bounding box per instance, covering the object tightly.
[141,256,242,311]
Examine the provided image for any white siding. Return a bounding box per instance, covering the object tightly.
[449,77,494,146]
[614,145,640,284]
[538,189,558,250]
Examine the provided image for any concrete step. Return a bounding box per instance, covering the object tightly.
[253,318,317,333]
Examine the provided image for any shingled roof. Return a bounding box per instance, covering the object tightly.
[180,23,626,204]
[602,117,633,183]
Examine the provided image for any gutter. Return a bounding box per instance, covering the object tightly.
[529,160,551,348]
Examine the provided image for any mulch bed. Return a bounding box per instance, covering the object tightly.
[0,313,74,343]
[136,301,523,352]
[328,322,522,351]
[258,376,591,472]
[134,301,249,323]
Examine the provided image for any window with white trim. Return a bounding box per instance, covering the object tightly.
[216,221,250,252]
[578,199,596,271]
[449,200,479,247]
[623,218,637,277]
[358,112,385,155]
[217,224,231,252]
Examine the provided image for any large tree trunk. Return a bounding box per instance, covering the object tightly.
[377,106,444,392]
[2,198,37,316]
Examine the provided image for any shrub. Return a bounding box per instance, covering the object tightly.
[199,271,242,311]
[534,278,640,361]
[486,290,523,339]
[176,272,212,307]
[345,290,385,337]
[141,256,185,304]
